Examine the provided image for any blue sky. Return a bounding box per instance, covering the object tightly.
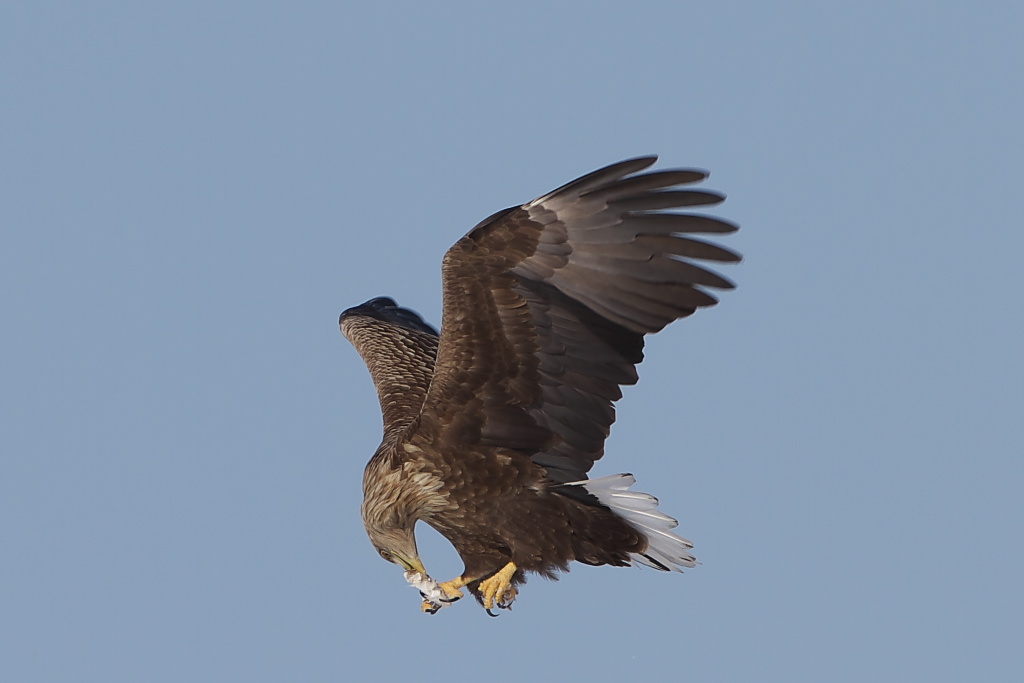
[2,2,1022,681]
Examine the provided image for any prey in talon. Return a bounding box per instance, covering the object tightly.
[339,156,740,614]
[404,571,463,614]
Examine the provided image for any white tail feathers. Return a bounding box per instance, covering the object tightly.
[575,473,697,571]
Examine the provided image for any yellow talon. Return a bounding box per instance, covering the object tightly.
[437,576,469,601]
[478,562,517,611]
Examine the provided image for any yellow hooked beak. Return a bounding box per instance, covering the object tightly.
[390,551,426,574]
[393,557,421,573]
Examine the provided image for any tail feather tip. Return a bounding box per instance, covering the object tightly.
[579,473,697,572]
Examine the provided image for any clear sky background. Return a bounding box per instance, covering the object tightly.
[3,2,1022,681]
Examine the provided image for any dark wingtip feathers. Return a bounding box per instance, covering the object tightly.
[533,156,660,205]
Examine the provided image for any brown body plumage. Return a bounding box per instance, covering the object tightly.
[339,156,739,613]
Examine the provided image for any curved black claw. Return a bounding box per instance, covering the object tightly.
[419,593,443,615]
[486,609,500,618]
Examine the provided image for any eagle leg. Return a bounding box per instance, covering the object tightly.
[478,562,518,613]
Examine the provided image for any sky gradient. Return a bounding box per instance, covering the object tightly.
[3,2,1022,681]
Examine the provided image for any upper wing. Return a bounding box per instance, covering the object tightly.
[418,157,740,482]
[340,297,440,441]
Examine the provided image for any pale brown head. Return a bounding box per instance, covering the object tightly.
[360,462,425,573]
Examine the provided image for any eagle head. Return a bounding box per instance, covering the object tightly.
[361,464,426,575]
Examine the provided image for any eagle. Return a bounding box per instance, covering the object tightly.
[339,156,739,615]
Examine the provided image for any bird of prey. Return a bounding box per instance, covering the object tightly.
[339,156,739,615]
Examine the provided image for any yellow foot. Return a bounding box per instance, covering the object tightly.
[420,576,469,614]
[478,562,518,614]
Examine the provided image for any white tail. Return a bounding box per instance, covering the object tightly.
[576,473,697,571]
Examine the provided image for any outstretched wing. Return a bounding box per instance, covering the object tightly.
[339,297,440,440]
[419,157,740,482]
